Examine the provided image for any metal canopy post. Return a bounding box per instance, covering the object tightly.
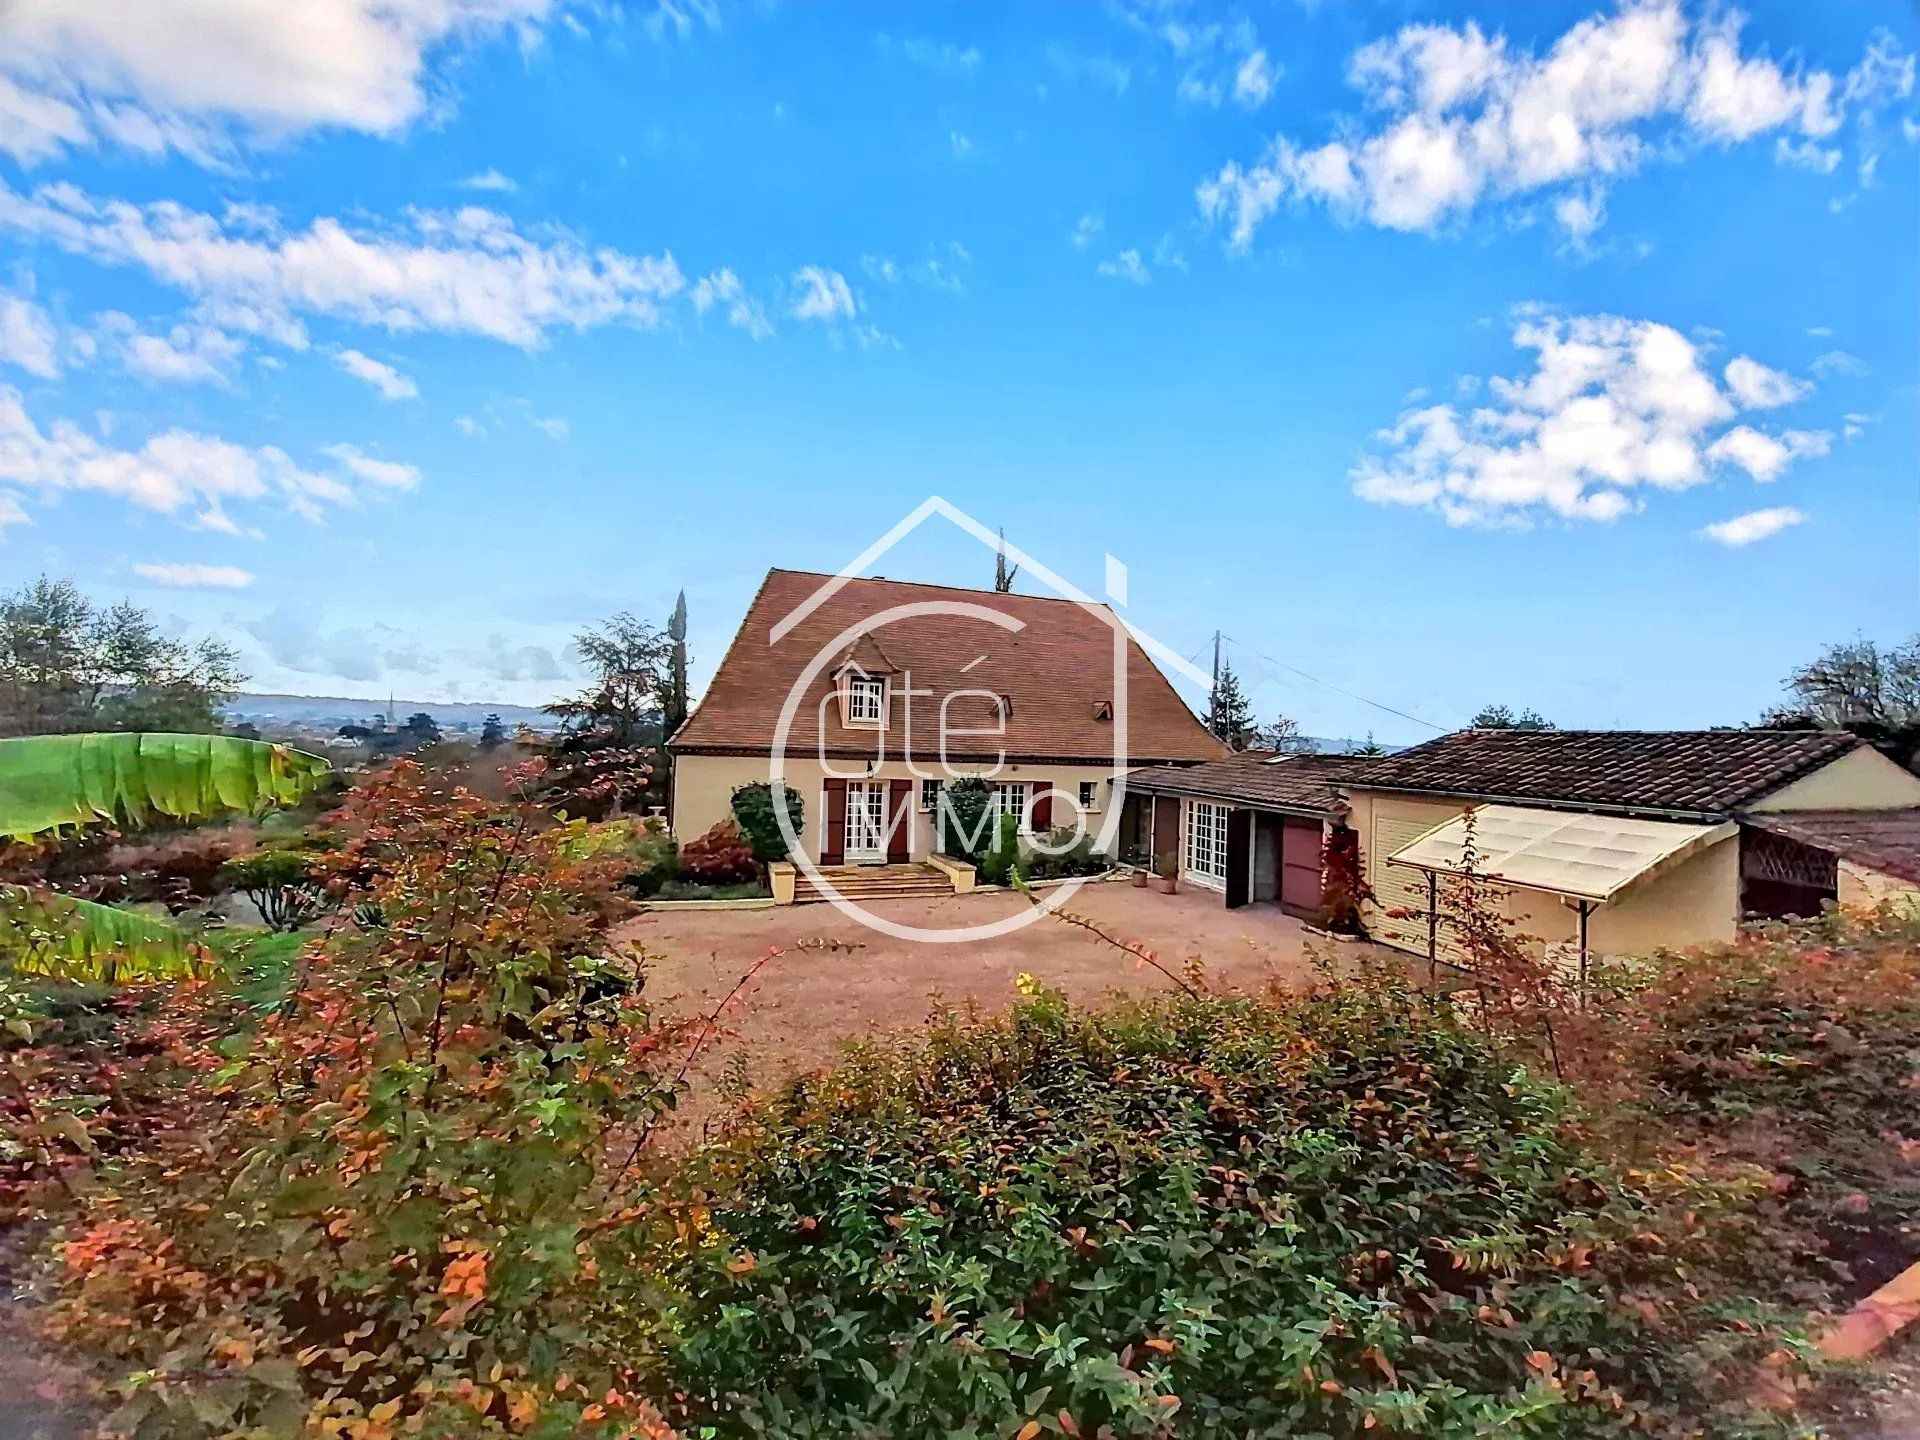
[1575,899,1595,1003]
[1426,870,1439,986]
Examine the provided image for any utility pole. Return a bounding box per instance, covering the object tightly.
[1207,631,1221,730]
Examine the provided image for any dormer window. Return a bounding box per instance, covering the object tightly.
[847,675,884,724]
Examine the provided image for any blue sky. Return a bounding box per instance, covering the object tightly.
[0,0,1913,744]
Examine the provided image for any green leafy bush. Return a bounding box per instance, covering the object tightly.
[216,847,325,932]
[979,812,1020,886]
[655,878,772,901]
[628,825,680,898]
[938,777,992,863]
[1022,826,1111,881]
[730,782,805,863]
[664,981,1803,1439]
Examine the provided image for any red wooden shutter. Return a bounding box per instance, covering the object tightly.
[822,778,847,866]
[1029,781,1053,835]
[886,779,912,862]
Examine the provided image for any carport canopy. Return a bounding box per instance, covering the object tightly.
[1387,803,1735,905]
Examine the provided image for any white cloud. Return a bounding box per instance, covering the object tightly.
[884,37,982,74]
[1096,249,1150,284]
[1352,311,1834,528]
[689,267,772,339]
[86,312,243,386]
[529,415,569,441]
[0,179,688,349]
[0,385,403,530]
[0,492,29,536]
[1118,6,1269,110]
[641,0,720,44]
[322,442,421,491]
[858,246,968,297]
[1775,135,1841,172]
[1071,213,1104,249]
[0,289,61,378]
[789,265,857,323]
[1553,186,1608,249]
[458,168,518,193]
[1045,44,1132,97]
[1199,2,1900,248]
[1685,14,1835,140]
[333,347,418,400]
[1698,506,1807,547]
[478,632,566,682]
[241,603,434,683]
[0,0,558,166]
[135,561,254,588]
[1810,349,1869,379]
[1703,424,1829,481]
[1723,355,1808,408]
[1233,48,1276,108]
[949,129,975,159]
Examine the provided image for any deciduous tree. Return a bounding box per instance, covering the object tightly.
[0,577,243,736]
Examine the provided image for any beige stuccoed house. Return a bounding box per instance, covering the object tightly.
[1341,728,1920,964]
[1116,727,1920,967]
[667,569,1224,866]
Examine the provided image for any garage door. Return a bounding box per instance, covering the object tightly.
[1280,819,1323,918]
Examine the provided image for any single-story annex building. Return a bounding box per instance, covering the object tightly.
[1128,726,1920,965]
[668,569,1224,865]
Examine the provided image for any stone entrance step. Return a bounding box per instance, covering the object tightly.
[792,862,956,905]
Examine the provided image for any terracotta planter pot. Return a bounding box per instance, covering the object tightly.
[1130,870,1149,888]
[1150,874,1178,895]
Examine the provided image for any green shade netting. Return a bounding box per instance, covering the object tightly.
[0,732,332,841]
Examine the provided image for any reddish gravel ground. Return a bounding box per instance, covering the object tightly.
[615,879,1401,1110]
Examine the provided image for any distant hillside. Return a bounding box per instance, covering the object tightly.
[225,693,563,734]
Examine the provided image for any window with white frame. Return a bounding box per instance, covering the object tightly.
[1078,779,1100,811]
[846,675,884,724]
[920,777,943,812]
[988,782,1029,830]
[1185,800,1228,888]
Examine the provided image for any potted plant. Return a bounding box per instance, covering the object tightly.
[1130,866,1150,888]
[1123,843,1150,886]
[1150,856,1179,895]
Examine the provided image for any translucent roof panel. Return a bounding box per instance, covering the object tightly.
[1386,804,1735,904]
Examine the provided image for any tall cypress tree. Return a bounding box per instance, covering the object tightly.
[665,590,689,738]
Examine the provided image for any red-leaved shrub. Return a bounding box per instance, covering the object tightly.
[677,819,757,885]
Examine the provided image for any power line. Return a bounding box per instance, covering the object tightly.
[1220,632,1451,734]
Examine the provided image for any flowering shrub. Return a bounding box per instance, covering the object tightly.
[663,978,1807,1438]
[678,819,757,886]
[36,764,696,1439]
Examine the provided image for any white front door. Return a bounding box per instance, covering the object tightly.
[846,781,887,862]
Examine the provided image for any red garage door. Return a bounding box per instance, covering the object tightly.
[1280,819,1323,919]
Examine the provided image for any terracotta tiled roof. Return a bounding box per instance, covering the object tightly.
[671,569,1225,764]
[1124,751,1369,815]
[1344,728,1862,817]
[1743,808,1920,885]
